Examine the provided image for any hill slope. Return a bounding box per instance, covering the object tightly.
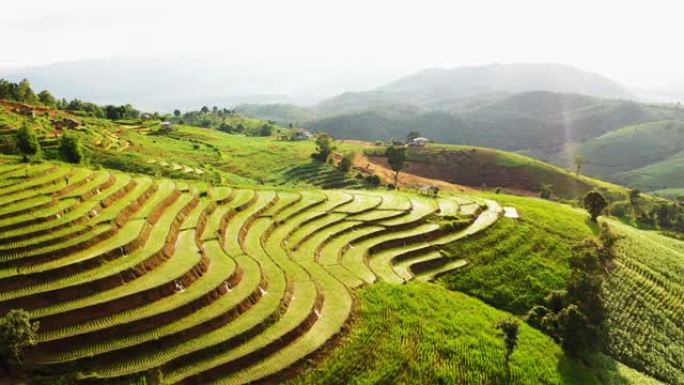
[363,143,627,199]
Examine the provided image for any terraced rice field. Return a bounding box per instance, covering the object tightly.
[274,162,364,189]
[0,161,501,384]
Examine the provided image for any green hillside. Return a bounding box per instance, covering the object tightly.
[618,150,684,193]
[0,87,681,385]
[546,121,684,188]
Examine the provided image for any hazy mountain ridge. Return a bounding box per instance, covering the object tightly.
[300,90,684,193]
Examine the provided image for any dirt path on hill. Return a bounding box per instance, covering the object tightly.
[353,154,477,193]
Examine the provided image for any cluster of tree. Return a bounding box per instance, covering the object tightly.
[1,79,141,120]
[526,224,617,356]
[607,189,684,232]
[0,79,46,105]
[171,107,274,137]
[172,107,235,128]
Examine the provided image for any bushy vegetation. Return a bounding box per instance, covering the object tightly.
[312,133,335,162]
[58,134,84,164]
[1,78,141,120]
[0,309,39,364]
[526,225,617,356]
[170,106,283,137]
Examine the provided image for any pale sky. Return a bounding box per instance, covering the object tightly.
[2,0,683,89]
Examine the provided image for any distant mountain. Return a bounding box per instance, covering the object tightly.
[381,63,630,99]
[314,63,631,114]
[308,91,660,151]
[302,90,684,192]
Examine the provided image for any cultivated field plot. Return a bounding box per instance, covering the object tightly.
[0,161,501,384]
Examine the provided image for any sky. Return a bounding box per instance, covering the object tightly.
[2,0,683,90]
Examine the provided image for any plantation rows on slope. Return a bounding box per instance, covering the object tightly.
[603,220,684,385]
[288,283,663,385]
[0,159,499,385]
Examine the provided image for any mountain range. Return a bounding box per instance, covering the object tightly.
[235,64,684,194]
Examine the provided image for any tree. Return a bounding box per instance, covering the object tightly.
[173,109,181,118]
[218,122,233,133]
[656,203,673,228]
[675,214,684,233]
[258,124,273,137]
[583,191,607,222]
[628,189,640,207]
[0,309,39,364]
[0,79,19,100]
[385,145,407,187]
[16,123,40,162]
[59,134,84,164]
[366,174,381,187]
[312,133,334,162]
[556,304,596,356]
[17,79,37,104]
[496,318,519,383]
[37,90,56,106]
[200,106,210,114]
[574,154,586,177]
[406,131,421,142]
[338,153,353,172]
